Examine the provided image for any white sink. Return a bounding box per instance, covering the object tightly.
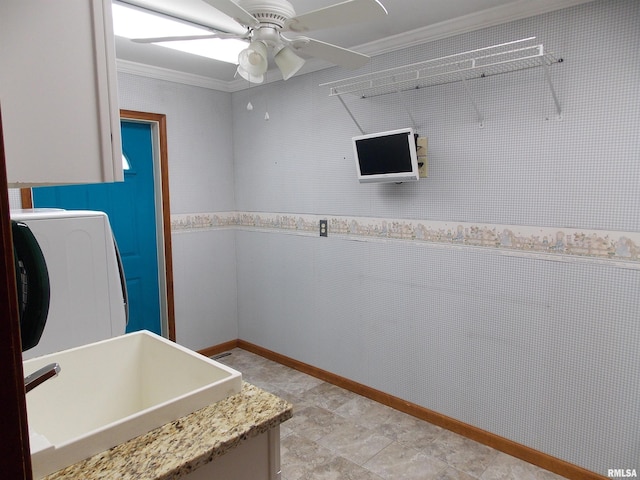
[23,330,242,479]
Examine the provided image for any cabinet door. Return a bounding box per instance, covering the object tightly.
[0,0,122,186]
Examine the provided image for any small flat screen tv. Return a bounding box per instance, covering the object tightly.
[352,128,419,184]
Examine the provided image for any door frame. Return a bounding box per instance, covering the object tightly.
[1,105,32,478]
[21,109,176,341]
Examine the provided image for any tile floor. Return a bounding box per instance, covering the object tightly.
[217,348,565,480]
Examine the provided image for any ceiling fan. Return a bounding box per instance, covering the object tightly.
[133,0,388,83]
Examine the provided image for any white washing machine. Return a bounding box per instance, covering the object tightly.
[11,209,127,359]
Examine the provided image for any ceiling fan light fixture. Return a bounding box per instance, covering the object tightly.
[274,45,306,80]
[115,0,386,82]
[238,41,268,69]
[236,64,265,83]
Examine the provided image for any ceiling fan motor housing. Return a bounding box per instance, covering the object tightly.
[238,0,296,28]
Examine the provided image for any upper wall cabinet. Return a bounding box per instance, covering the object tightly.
[0,0,122,187]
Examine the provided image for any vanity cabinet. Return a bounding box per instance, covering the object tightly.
[184,428,282,480]
[0,0,122,187]
[39,383,292,480]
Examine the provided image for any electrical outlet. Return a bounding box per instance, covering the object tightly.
[319,219,328,237]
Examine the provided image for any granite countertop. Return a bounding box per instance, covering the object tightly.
[42,382,293,480]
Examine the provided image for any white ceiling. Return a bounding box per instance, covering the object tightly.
[114,0,594,90]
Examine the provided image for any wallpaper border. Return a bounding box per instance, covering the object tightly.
[172,212,640,267]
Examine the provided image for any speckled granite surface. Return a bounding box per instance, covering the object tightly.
[42,382,292,480]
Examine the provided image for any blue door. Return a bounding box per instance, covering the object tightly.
[32,121,161,335]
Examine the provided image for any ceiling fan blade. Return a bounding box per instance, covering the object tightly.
[292,38,370,69]
[132,33,241,43]
[200,0,259,28]
[285,0,387,33]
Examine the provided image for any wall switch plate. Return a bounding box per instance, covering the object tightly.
[319,219,328,237]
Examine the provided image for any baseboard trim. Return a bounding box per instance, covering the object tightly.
[235,340,605,480]
[197,339,239,358]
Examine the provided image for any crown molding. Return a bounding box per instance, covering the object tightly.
[357,0,597,57]
[116,0,596,92]
[116,59,234,91]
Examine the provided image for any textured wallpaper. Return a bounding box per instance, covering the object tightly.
[228,0,640,474]
[118,0,639,474]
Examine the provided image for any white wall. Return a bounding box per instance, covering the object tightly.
[231,0,640,474]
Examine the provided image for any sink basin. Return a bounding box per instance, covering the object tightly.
[23,330,242,479]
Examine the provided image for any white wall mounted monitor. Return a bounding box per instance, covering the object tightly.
[352,128,419,184]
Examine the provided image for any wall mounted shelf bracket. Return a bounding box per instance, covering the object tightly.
[393,81,419,132]
[336,94,366,135]
[329,83,419,135]
[321,37,563,129]
[542,62,563,120]
[460,76,485,128]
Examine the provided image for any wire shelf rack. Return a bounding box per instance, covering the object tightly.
[320,38,563,132]
[321,38,561,98]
